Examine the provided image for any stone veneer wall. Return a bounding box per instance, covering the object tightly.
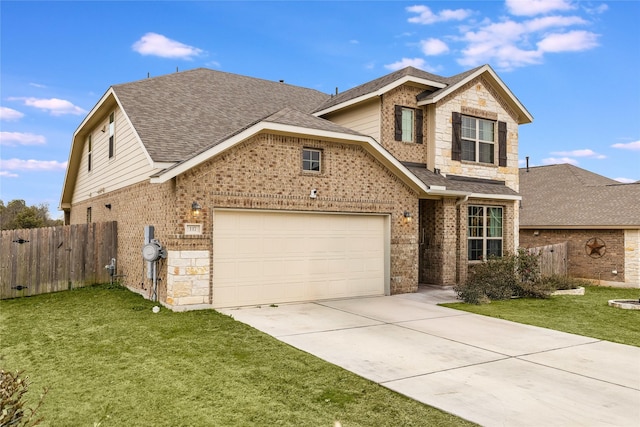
[520,229,627,284]
[624,229,640,286]
[433,76,520,192]
[166,250,210,308]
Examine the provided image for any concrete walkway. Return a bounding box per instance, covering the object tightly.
[219,286,640,426]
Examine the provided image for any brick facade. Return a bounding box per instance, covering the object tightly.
[520,229,626,284]
[380,85,428,164]
[72,132,420,306]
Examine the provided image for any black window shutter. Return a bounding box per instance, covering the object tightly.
[498,121,507,167]
[394,105,402,141]
[415,109,423,144]
[452,112,462,161]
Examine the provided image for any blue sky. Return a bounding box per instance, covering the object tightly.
[1,0,639,219]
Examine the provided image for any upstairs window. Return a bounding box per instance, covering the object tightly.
[302,148,321,172]
[462,116,495,163]
[394,105,423,144]
[452,112,507,166]
[468,205,503,261]
[108,112,115,159]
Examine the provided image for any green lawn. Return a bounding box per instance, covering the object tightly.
[442,286,640,347]
[0,284,475,427]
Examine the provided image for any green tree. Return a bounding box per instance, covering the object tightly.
[0,199,63,230]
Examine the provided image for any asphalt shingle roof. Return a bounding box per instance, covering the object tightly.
[407,166,519,196]
[315,66,484,112]
[519,164,640,227]
[112,68,331,162]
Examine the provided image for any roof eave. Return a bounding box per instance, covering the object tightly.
[150,121,429,194]
[314,75,447,117]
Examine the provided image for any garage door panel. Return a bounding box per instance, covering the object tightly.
[213,211,386,308]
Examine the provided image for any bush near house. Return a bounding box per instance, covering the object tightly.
[454,249,584,304]
[0,367,47,427]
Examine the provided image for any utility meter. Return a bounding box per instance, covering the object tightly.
[142,239,165,262]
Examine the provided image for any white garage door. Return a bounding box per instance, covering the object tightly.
[212,210,387,308]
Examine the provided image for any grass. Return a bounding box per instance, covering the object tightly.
[0,284,476,427]
[442,286,640,347]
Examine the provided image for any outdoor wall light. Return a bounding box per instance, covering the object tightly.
[191,201,202,217]
[105,203,112,210]
[403,211,412,223]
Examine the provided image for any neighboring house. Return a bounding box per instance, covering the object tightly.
[519,164,640,288]
[60,65,532,309]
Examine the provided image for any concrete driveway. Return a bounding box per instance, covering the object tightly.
[219,286,640,426]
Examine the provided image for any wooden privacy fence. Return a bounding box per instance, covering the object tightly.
[0,222,117,300]
[527,242,568,277]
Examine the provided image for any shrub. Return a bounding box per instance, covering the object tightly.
[538,275,590,291]
[455,249,553,304]
[0,368,47,427]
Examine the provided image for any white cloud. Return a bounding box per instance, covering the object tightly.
[0,158,67,171]
[537,30,599,52]
[407,5,472,25]
[506,0,575,16]
[421,38,449,56]
[550,149,606,159]
[0,107,24,121]
[384,57,426,71]
[542,157,579,165]
[9,97,86,116]
[0,170,19,178]
[383,57,440,73]
[457,15,599,69]
[29,82,47,88]
[132,32,204,60]
[585,4,608,15]
[614,177,635,183]
[611,140,640,151]
[0,132,46,146]
[525,16,587,32]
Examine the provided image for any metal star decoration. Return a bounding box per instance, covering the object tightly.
[585,237,606,258]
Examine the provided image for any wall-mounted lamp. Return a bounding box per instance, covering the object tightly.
[309,189,318,199]
[403,211,413,223]
[533,230,540,236]
[191,201,202,217]
[101,125,106,133]
[105,204,112,210]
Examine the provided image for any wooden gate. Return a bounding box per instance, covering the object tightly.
[0,222,117,299]
[527,242,568,277]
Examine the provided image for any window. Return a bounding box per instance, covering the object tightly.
[468,206,503,261]
[302,148,321,172]
[87,134,92,172]
[86,207,92,224]
[452,112,507,166]
[394,105,423,144]
[108,112,115,159]
[462,116,494,163]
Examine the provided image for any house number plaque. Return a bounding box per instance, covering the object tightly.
[184,223,203,236]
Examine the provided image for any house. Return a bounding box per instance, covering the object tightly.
[519,164,640,288]
[60,65,533,309]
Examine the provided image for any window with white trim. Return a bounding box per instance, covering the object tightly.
[108,112,115,159]
[87,134,92,172]
[302,148,321,172]
[462,115,495,163]
[394,105,423,144]
[468,205,503,261]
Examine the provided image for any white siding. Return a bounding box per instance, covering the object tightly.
[72,108,158,203]
[324,98,381,142]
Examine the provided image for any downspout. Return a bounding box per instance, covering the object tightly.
[455,194,469,206]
